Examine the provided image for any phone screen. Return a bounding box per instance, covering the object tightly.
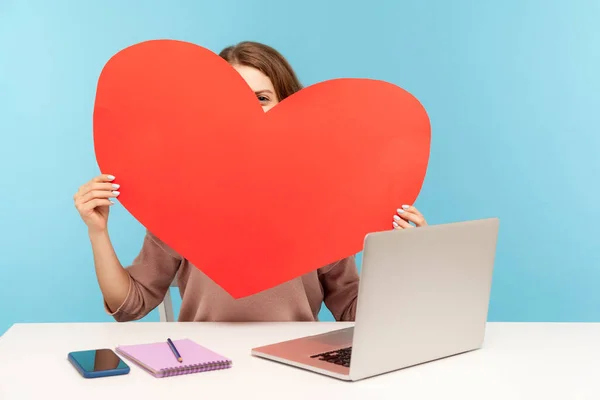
[70,349,128,372]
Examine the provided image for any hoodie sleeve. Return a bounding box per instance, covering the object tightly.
[104,230,182,322]
[318,256,360,321]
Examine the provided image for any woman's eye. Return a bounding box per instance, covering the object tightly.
[257,95,269,102]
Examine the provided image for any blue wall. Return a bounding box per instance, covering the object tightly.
[1,0,599,334]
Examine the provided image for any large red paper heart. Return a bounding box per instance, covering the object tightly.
[93,40,430,298]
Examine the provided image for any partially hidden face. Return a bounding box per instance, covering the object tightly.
[232,64,278,111]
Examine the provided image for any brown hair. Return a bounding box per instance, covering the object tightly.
[219,41,302,102]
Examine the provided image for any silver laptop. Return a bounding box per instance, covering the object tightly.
[251,218,499,381]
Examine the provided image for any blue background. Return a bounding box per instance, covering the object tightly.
[1,0,599,335]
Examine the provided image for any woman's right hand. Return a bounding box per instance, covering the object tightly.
[74,174,120,233]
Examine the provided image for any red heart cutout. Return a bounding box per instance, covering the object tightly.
[93,40,430,298]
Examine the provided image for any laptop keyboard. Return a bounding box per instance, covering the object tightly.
[310,347,352,367]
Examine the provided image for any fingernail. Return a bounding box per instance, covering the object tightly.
[393,221,399,228]
[402,205,410,210]
[393,215,401,221]
[112,191,120,196]
[112,184,120,189]
[107,175,115,180]
[110,200,115,205]
[397,209,405,214]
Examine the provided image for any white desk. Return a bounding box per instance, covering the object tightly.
[0,322,599,399]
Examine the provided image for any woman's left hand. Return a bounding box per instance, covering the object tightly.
[392,205,427,229]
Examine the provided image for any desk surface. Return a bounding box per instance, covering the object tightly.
[0,322,599,399]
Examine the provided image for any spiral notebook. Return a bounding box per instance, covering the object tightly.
[115,338,232,378]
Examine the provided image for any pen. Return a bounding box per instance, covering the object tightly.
[167,338,183,363]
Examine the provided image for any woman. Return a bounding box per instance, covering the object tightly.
[73,41,428,323]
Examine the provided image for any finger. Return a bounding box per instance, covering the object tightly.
[78,182,120,198]
[398,204,423,218]
[393,215,412,229]
[80,198,114,212]
[89,182,120,192]
[397,209,427,227]
[92,174,116,183]
[79,189,120,204]
[76,175,116,197]
[81,174,116,192]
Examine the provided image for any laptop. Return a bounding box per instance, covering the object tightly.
[251,218,499,381]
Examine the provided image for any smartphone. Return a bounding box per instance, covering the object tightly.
[68,348,130,378]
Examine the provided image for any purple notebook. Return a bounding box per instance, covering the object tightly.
[115,338,232,378]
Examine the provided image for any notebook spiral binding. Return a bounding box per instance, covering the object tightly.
[160,360,232,377]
